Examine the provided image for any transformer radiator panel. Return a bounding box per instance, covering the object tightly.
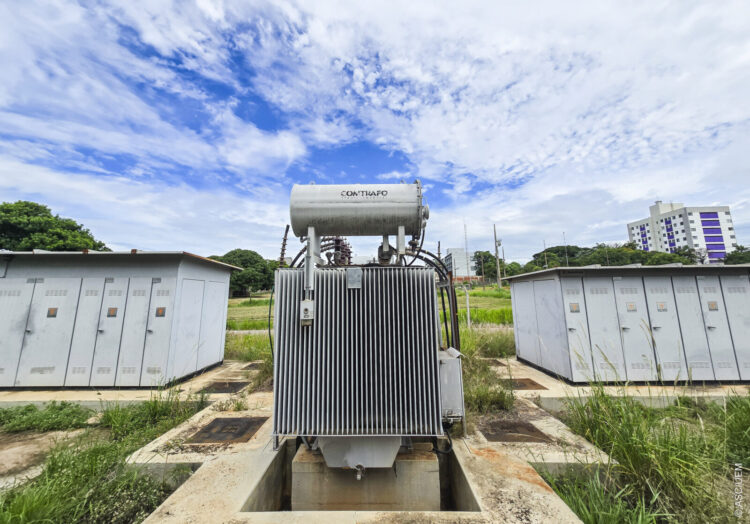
[272,267,443,437]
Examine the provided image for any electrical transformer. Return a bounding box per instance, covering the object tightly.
[273,182,464,476]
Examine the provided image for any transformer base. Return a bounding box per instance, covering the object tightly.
[291,442,440,511]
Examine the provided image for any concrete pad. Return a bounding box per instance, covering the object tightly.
[133,404,582,523]
[0,361,258,409]
[0,429,83,491]
[491,357,750,412]
[291,443,440,511]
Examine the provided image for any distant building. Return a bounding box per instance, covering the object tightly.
[443,248,477,279]
[627,201,738,262]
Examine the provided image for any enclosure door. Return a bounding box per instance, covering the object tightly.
[672,276,714,381]
[583,277,626,381]
[171,278,205,379]
[0,279,35,387]
[643,276,688,382]
[65,278,105,386]
[561,277,595,382]
[612,276,657,381]
[196,280,227,370]
[115,278,153,387]
[533,279,571,379]
[697,275,739,381]
[90,278,129,387]
[720,274,750,380]
[139,278,176,386]
[511,281,540,366]
[16,278,81,387]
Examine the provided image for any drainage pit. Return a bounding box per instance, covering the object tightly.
[241,438,480,513]
[187,417,268,444]
[199,380,250,394]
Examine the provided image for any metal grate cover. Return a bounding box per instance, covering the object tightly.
[200,380,250,394]
[273,267,443,437]
[188,417,268,444]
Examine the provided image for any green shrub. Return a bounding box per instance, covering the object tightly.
[0,401,92,433]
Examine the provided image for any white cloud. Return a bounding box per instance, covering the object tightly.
[1,1,749,259]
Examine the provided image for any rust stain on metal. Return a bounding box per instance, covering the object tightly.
[471,447,553,493]
[187,417,268,444]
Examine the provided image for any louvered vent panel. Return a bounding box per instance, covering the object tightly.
[273,267,443,437]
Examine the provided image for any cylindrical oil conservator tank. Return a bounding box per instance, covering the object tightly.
[290,182,429,237]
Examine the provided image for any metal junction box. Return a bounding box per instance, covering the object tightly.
[0,251,236,388]
[507,265,750,383]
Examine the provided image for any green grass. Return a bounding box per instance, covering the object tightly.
[224,332,272,361]
[231,298,273,307]
[542,473,668,524]
[547,385,750,523]
[226,318,272,330]
[459,330,514,414]
[0,390,207,524]
[459,327,515,358]
[0,402,92,433]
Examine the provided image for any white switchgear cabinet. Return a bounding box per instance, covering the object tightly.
[507,265,750,383]
[0,251,237,388]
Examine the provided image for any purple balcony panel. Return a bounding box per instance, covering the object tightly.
[701,220,720,226]
[700,212,719,218]
[703,228,722,235]
[644,247,649,252]
[708,252,726,259]
[705,235,724,242]
[706,244,726,251]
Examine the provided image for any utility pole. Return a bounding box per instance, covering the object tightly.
[502,245,506,279]
[543,240,548,268]
[493,224,502,289]
[463,223,471,285]
[563,231,569,266]
[437,241,441,260]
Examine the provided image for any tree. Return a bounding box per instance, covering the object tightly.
[211,249,274,295]
[472,250,497,281]
[0,201,108,251]
[725,245,750,265]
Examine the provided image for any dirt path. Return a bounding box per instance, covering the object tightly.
[0,429,83,490]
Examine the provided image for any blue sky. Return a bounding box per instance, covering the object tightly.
[1,1,750,261]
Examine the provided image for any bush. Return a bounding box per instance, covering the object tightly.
[0,401,92,433]
[460,342,514,413]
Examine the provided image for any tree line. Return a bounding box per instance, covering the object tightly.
[4,200,749,294]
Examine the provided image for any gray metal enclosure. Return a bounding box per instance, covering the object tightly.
[0,251,235,388]
[507,265,750,383]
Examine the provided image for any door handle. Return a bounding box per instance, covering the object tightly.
[25,328,32,333]
[652,326,661,330]
[621,327,630,331]
[568,328,576,332]
[97,329,104,333]
[147,328,154,333]
[707,326,716,330]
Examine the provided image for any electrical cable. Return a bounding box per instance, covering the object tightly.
[433,431,453,455]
